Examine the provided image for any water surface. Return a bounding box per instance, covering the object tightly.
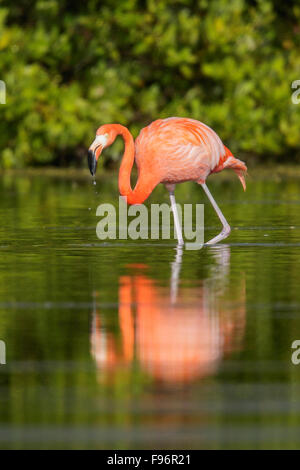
[0,169,300,449]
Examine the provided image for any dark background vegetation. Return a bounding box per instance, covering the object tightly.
[0,0,300,168]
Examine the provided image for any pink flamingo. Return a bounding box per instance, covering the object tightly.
[88,117,247,244]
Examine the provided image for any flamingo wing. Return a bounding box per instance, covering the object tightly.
[135,118,226,183]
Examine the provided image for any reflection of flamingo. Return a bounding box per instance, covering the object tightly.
[91,247,246,384]
[88,118,247,244]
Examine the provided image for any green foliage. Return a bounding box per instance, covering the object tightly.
[1,0,300,167]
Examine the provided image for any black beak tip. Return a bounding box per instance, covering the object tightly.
[88,150,97,176]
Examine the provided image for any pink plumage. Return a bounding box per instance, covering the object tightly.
[135,117,246,188]
[88,117,247,244]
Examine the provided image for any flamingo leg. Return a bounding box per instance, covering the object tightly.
[200,183,231,245]
[169,191,184,245]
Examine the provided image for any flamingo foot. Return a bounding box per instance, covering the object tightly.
[206,224,231,245]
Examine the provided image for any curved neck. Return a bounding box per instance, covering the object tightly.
[116,125,135,197]
[116,124,155,205]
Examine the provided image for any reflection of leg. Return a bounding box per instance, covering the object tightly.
[209,245,231,274]
[206,245,231,296]
[203,245,231,358]
[200,183,231,245]
[168,190,184,245]
[170,243,183,304]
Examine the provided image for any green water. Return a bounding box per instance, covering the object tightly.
[0,169,300,449]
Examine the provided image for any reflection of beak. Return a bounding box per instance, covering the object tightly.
[88,149,97,176]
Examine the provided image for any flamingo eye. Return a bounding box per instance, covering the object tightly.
[95,133,109,147]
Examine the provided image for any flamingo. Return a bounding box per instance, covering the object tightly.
[88,117,247,245]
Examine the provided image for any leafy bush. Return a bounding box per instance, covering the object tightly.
[1,0,300,167]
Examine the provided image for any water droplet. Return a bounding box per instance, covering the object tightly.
[93,180,97,186]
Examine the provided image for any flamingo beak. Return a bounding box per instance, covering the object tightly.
[88,149,97,176]
[88,144,103,176]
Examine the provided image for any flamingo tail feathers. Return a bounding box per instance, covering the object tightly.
[223,151,247,191]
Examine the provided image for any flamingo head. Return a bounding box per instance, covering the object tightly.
[88,125,117,176]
